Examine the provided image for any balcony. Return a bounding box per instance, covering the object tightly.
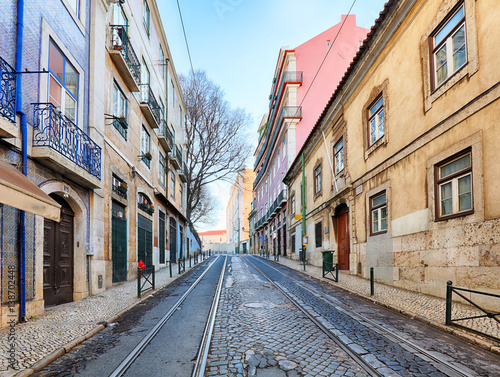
[139,84,161,128]
[32,103,101,188]
[112,117,128,140]
[0,57,18,138]
[178,163,187,183]
[268,71,303,108]
[278,189,288,208]
[170,145,182,170]
[109,25,141,92]
[157,121,173,152]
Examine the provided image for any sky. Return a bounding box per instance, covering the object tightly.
[156,0,388,231]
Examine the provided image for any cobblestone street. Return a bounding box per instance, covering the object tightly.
[207,257,369,377]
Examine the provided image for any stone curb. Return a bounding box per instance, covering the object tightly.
[12,272,184,376]
[273,260,500,357]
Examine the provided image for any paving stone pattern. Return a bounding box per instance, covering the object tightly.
[206,256,369,377]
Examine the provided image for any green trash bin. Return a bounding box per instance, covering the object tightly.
[321,250,337,281]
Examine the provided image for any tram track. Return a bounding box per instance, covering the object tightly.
[109,255,227,377]
[244,256,477,377]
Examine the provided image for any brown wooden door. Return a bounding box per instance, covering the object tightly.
[43,199,74,307]
[337,211,350,270]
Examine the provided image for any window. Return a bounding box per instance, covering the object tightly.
[282,138,286,161]
[314,165,322,194]
[66,0,80,19]
[368,96,384,146]
[436,150,472,219]
[432,4,466,89]
[143,0,150,36]
[291,234,296,253]
[141,126,151,168]
[277,151,280,168]
[170,172,176,200]
[113,81,127,140]
[48,39,78,123]
[291,194,295,215]
[141,58,150,102]
[179,106,182,128]
[159,152,166,188]
[315,222,322,248]
[113,3,127,25]
[180,183,184,209]
[370,192,387,234]
[171,80,175,106]
[334,139,344,174]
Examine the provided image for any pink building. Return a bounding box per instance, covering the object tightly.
[249,15,368,257]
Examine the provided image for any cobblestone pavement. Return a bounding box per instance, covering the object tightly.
[270,256,500,353]
[206,256,370,377]
[0,259,201,376]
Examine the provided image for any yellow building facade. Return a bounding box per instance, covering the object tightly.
[284,0,500,302]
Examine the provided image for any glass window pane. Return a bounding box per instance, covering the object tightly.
[372,193,386,207]
[440,182,453,215]
[49,41,64,82]
[64,92,76,122]
[370,118,377,144]
[65,61,78,98]
[372,210,379,233]
[440,154,471,178]
[458,174,471,194]
[435,6,464,45]
[335,139,343,153]
[369,96,383,117]
[67,0,79,17]
[113,4,128,26]
[453,25,467,71]
[378,109,384,137]
[49,76,62,108]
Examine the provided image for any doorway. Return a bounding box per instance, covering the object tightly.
[137,214,153,267]
[43,194,74,307]
[112,201,127,282]
[335,205,350,270]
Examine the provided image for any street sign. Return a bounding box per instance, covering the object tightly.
[259,236,263,242]
[303,235,308,246]
[294,214,302,220]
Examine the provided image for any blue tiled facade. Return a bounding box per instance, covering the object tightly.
[0,0,93,311]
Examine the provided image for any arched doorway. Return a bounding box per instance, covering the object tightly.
[334,204,350,271]
[43,194,74,306]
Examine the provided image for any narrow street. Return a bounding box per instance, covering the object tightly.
[32,256,500,377]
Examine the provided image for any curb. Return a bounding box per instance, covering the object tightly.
[12,272,186,376]
[272,259,500,357]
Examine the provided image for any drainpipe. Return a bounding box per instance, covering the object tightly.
[301,153,306,270]
[15,0,27,322]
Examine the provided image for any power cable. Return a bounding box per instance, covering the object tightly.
[176,0,195,78]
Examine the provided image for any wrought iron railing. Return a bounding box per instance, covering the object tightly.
[32,103,101,179]
[158,121,174,149]
[113,118,128,140]
[0,57,16,123]
[140,83,161,125]
[112,184,127,199]
[446,281,500,341]
[268,71,303,108]
[110,25,141,85]
[176,145,182,166]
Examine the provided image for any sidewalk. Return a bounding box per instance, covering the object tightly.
[270,256,500,356]
[0,258,203,377]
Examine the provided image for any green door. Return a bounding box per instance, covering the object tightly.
[112,201,127,283]
[138,214,153,267]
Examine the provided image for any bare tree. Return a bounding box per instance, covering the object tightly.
[179,70,252,227]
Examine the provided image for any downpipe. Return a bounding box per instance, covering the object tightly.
[15,0,27,322]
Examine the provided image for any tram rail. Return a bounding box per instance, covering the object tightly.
[245,256,476,377]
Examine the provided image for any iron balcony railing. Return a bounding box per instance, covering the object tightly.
[0,57,16,123]
[176,145,182,166]
[268,71,303,108]
[158,120,174,149]
[254,106,302,186]
[113,117,128,140]
[140,84,162,126]
[110,25,141,86]
[32,103,101,179]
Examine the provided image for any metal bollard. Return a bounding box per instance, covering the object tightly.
[169,260,172,278]
[446,281,453,325]
[183,257,186,272]
[152,268,155,290]
[370,267,374,296]
[137,267,141,297]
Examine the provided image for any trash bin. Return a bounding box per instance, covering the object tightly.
[321,250,335,279]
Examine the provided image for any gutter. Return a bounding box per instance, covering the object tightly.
[15,0,27,322]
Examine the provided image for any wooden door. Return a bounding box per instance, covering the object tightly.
[337,211,350,270]
[43,198,74,306]
[112,201,127,283]
[169,217,177,263]
[138,214,153,267]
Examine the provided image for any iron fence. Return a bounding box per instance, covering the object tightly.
[446,281,500,341]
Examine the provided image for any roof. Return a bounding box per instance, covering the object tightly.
[284,0,395,183]
[199,230,227,236]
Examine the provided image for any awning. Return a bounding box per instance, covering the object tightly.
[0,160,61,221]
